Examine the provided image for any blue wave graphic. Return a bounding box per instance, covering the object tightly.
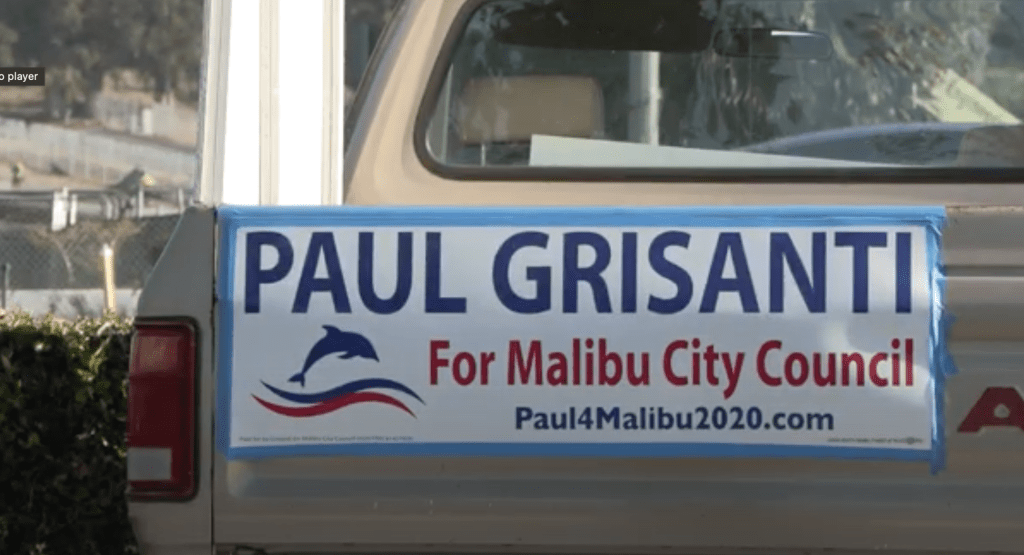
[261,377,425,405]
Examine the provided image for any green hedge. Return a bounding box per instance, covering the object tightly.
[0,311,139,555]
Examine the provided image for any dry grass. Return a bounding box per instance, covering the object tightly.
[0,77,199,149]
[0,152,108,190]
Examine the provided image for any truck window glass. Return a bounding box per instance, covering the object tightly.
[421,0,1024,170]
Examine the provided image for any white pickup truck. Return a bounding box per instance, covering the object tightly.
[126,1,1024,554]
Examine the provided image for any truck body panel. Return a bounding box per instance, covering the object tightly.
[205,207,1024,554]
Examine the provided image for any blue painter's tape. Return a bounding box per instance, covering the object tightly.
[216,205,948,229]
[924,213,957,474]
[216,209,242,457]
[215,205,952,468]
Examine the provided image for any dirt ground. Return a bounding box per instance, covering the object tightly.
[0,80,199,150]
[0,86,44,108]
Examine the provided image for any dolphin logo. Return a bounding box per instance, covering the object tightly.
[288,326,380,387]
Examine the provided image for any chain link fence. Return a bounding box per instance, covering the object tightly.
[0,216,179,290]
[0,117,197,189]
[0,212,181,318]
[0,110,196,318]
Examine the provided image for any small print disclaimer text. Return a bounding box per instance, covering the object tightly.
[238,436,414,443]
[0,67,45,86]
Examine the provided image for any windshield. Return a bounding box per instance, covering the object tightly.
[422,0,1024,170]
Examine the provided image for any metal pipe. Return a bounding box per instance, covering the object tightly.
[628,51,662,145]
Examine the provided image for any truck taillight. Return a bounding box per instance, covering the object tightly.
[127,320,197,501]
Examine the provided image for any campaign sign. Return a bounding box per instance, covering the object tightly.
[216,206,955,471]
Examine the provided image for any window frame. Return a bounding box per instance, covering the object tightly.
[344,0,411,153]
[412,0,1024,184]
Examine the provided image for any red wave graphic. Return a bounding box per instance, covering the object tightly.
[252,391,416,417]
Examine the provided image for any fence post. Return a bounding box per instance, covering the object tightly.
[1,262,10,310]
[51,188,69,232]
[69,193,78,226]
[136,185,144,219]
[101,140,109,183]
[101,244,116,314]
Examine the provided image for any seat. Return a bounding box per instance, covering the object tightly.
[453,75,605,165]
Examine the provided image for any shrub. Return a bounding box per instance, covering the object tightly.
[0,311,138,555]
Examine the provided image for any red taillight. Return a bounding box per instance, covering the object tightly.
[127,320,197,501]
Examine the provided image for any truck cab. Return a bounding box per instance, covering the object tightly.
[127,1,1024,554]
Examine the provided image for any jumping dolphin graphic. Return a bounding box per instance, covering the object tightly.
[288,326,379,387]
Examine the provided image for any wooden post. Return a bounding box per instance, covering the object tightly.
[101,244,116,314]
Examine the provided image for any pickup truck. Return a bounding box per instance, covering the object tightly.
[126,0,1024,554]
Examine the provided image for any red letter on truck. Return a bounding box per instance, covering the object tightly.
[958,387,1024,433]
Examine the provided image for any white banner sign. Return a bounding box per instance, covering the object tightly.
[217,206,954,470]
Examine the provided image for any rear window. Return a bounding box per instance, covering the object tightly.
[420,0,1024,173]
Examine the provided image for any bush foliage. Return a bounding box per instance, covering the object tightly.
[0,311,138,555]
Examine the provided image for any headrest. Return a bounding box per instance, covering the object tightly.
[456,75,604,144]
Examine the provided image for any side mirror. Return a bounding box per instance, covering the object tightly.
[713,28,834,60]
